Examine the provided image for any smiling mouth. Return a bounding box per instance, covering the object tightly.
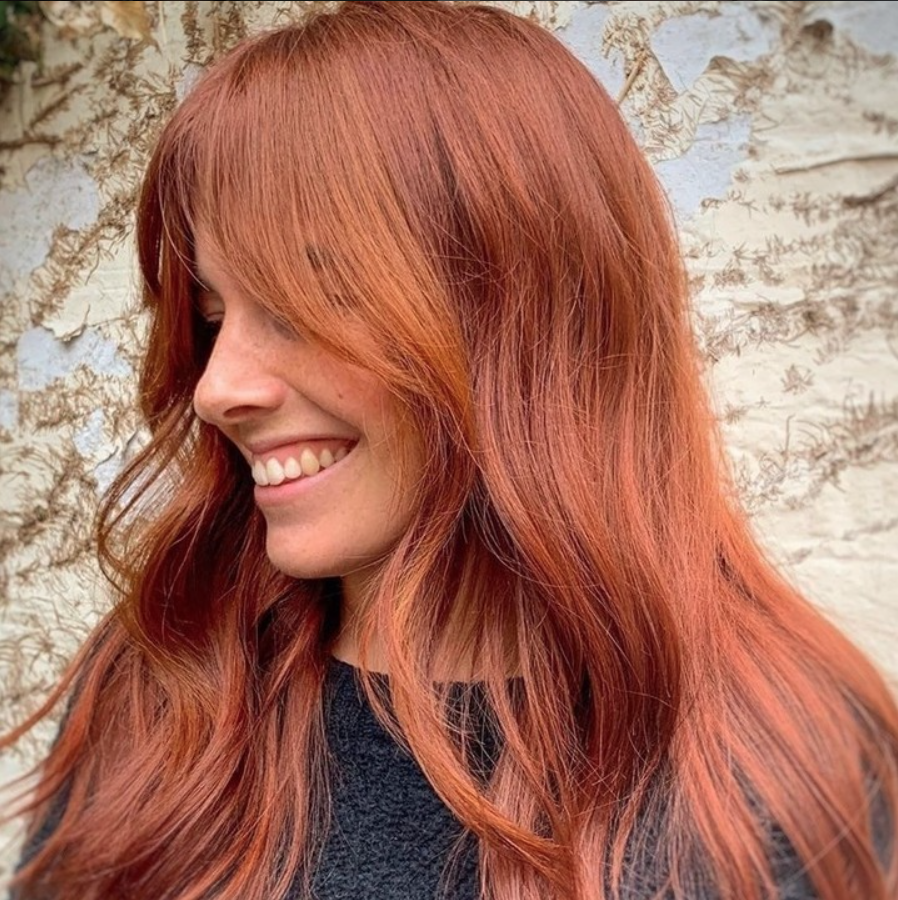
[251,439,357,487]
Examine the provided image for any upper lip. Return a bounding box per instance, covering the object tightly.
[243,435,359,456]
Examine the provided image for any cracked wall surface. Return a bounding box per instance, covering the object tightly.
[1,0,897,876]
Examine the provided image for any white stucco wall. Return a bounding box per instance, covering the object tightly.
[1,0,896,880]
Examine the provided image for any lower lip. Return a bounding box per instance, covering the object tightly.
[252,445,357,507]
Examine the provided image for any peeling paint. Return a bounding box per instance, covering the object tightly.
[0,438,63,527]
[43,240,140,340]
[654,115,752,221]
[558,3,625,98]
[72,408,107,459]
[820,1,898,57]
[93,451,125,494]
[651,4,776,93]
[0,157,101,295]
[0,390,18,431]
[176,62,204,100]
[16,326,132,391]
[72,408,125,493]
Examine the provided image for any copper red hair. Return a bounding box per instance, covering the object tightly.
[4,2,897,898]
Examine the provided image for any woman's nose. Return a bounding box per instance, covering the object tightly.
[192,321,287,427]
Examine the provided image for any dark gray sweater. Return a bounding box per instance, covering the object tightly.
[17,656,841,899]
[300,658,824,900]
[304,657,481,900]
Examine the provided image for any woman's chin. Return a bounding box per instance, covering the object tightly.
[264,540,339,581]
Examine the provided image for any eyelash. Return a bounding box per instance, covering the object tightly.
[194,312,303,345]
[197,316,222,339]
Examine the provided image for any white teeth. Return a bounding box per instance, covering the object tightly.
[253,459,270,486]
[266,458,285,486]
[252,443,353,486]
[300,448,320,476]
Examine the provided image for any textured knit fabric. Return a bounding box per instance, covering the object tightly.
[20,655,873,898]
[302,657,481,900]
[298,659,826,900]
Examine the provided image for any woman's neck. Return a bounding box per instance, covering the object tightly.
[335,562,517,681]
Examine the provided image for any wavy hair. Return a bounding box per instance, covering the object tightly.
[4,2,897,898]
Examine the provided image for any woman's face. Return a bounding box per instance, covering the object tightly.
[191,231,424,594]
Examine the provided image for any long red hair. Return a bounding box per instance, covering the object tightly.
[4,2,897,898]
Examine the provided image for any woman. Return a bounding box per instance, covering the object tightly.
[3,2,896,898]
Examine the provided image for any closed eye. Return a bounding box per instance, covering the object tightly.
[197,316,222,340]
[192,282,224,342]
